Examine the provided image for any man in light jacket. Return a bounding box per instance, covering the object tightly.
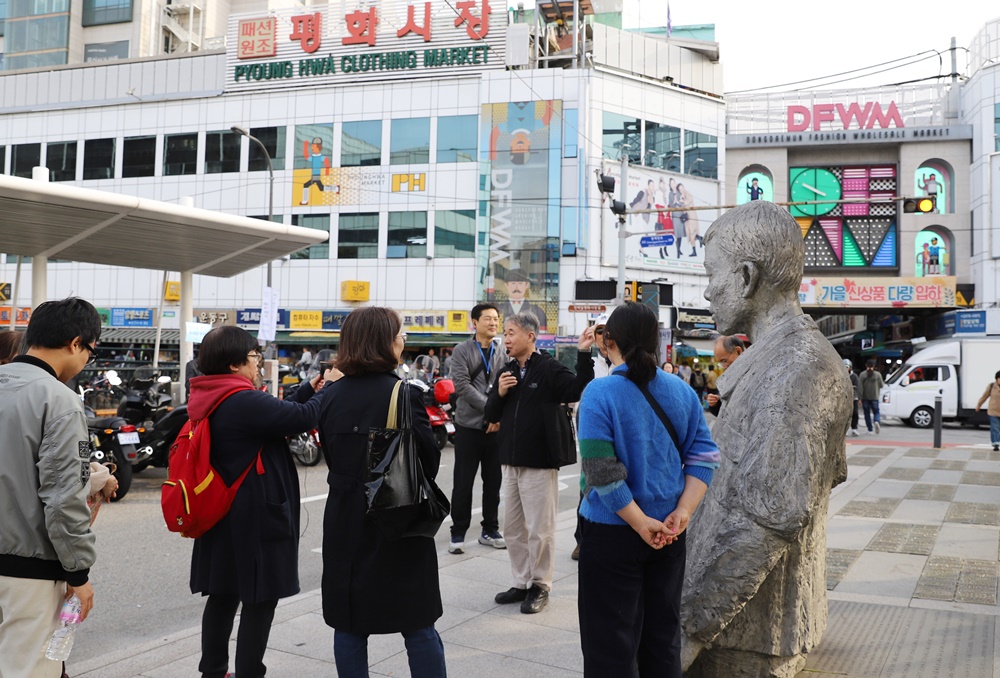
[448,303,508,554]
[859,359,885,434]
[0,298,102,678]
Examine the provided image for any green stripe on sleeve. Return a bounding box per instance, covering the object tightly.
[579,439,616,459]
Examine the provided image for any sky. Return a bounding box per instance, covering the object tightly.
[516,1,1000,94]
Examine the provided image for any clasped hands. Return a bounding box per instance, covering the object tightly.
[632,507,691,549]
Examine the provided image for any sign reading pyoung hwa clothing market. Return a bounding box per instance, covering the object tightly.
[226,0,506,91]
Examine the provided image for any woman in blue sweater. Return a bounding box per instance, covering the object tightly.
[577,302,720,677]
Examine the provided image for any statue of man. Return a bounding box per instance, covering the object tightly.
[682,200,852,678]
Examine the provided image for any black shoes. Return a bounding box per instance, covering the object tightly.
[495,587,529,604]
[520,585,549,614]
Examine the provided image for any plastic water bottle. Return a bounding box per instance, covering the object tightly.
[44,595,82,661]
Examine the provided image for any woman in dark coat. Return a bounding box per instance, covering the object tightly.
[318,306,447,677]
[188,326,332,678]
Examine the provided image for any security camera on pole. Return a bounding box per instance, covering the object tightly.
[595,147,629,305]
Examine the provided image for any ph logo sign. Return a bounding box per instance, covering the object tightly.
[392,173,426,192]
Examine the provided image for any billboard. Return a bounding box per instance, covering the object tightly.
[481,100,562,332]
[600,161,719,274]
[798,276,956,309]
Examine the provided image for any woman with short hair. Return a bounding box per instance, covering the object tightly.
[318,306,447,677]
[577,302,720,676]
[188,325,332,678]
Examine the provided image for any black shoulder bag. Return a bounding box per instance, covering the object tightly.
[614,373,682,459]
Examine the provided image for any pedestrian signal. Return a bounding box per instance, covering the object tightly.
[903,196,936,213]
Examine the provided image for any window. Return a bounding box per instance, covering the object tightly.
[164,133,198,176]
[914,228,952,277]
[390,118,430,165]
[341,120,381,167]
[5,15,69,52]
[683,131,718,179]
[435,209,475,258]
[8,0,69,15]
[436,115,477,162]
[4,51,67,70]
[913,162,951,214]
[387,212,427,258]
[122,136,155,178]
[338,213,379,259]
[46,141,76,181]
[0,0,6,36]
[996,104,1000,152]
[290,215,330,259]
[82,0,132,26]
[563,109,578,158]
[602,112,641,164]
[249,126,286,171]
[905,366,944,384]
[644,121,680,171]
[83,138,115,179]
[0,146,5,173]
[11,143,40,178]
[205,130,240,174]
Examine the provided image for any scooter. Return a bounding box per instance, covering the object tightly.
[406,378,455,450]
[80,376,138,501]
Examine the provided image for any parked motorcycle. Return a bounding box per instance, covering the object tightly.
[118,367,173,426]
[407,378,455,450]
[131,404,189,472]
[282,350,334,467]
[80,375,137,501]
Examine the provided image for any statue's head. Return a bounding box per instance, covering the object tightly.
[703,201,804,335]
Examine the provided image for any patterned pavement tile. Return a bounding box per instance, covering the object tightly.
[882,467,925,481]
[913,556,999,605]
[905,448,939,458]
[826,549,863,590]
[928,459,967,471]
[906,484,957,502]
[945,502,1000,526]
[959,470,1000,486]
[859,447,896,457]
[868,523,940,556]
[847,456,881,467]
[838,497,902,519]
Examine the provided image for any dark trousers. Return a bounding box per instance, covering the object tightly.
[578,518,685,678]
[851,399,859,430]
[862,399,880,431]
[450,425,501,537]
[199,594,278,678]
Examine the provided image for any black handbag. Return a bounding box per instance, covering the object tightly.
[365,380,450,540]
[544,402,578,468]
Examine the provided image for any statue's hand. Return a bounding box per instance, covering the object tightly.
[681,634,706,671]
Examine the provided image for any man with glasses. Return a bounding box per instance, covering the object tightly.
[0,298,103,677]
[447,303,508,554]
[707,335,747,416]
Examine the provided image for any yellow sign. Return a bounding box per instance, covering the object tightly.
[341,280,370,302]
[163,281,181,301]
[403,311,448,333]
[289,310,323,330]
[0,283,10,302]
[391,173,426,192]
[446,311,469,333]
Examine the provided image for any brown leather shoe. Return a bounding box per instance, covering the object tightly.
[571,544,580,561]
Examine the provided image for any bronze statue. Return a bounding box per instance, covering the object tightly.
[682,200,852,677]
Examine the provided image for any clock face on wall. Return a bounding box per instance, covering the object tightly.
[790,168,842,216]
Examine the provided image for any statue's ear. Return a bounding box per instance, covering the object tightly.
[739,262,760,299]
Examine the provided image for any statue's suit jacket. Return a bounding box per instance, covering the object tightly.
[682,313,852,657]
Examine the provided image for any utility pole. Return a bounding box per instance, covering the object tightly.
[616,146,629,304]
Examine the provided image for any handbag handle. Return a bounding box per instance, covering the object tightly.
[386,380,403,429]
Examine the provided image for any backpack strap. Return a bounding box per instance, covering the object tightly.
[614,373,682,459]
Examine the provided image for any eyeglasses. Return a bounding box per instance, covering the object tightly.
[83,343,97,365]
[247,352,263,363]
[397,332,408,341]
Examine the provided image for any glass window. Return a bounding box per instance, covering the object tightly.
[387,212,427,258]
[82,0,132,26]
[913,164,948,214]
[996,104,1000,152]
[737,169,773,205]
[390,118,430,165]
[8,0,69,15]
[204,130,240,174]
[122,136,155,178]
[249,126,286,171]
[0,0,7,36]
[563,109,578,158]
[83,138,115,179]
[914,229,950,277]
[683,131,718,179]
[0,146,6,173]
[644,120,680,171]
[435,209,475,258]
[602,112,641,164]
[3,51,66,70]
[338,213,379,259]
[436,115,477,163]
[11,142,40,178]
[46,141,76,181]
[289,215,330,259]
[164,133,198,176]
[5,15,69,52]
[341,120,381,167]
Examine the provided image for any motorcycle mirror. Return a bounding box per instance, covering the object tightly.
[105,370,122,386]
[157,375,172,384]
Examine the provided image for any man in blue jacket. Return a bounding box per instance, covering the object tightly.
[485,313,595,614]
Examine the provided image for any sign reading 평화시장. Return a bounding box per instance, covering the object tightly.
[226,0,506,91]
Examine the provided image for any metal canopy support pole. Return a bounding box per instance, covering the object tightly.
[9,256,21,330]
[179,269,194,404]
[615,148,629,305]
[30,167,49,309]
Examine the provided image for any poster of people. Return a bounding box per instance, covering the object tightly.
[601,161,720,274]
[480,100,563,332]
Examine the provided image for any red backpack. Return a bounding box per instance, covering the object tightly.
[161,387,263,538]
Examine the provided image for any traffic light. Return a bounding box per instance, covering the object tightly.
[903,196,936,213]
[596,172,626,217]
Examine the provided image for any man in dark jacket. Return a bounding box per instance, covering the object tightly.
[859,359,885,434]
[448,303,508,554]
[486,313,596,614]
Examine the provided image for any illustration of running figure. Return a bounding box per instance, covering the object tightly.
[300,137,334,205]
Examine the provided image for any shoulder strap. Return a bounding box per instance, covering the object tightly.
[614,373,682,457]
[466,338,487,384]
[386,380,403,429]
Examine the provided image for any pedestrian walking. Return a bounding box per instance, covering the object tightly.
[577,302,719,676]
[0,298,102,678]
[846,359,861,436]
[447,303,507,555]
[690,365,707,403]
[859,359,884,434]
[485,313,596,614]
[318,307,447,677]
[188,326,332,678]
[975,370,1000,451]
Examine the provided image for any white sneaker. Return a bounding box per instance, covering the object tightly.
[479,530,506,549]
[874,422,880,434]
[848,429,859,437]
[448,537,464,554]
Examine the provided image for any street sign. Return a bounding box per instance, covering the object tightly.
[639,234,674,248]
[568,303,607,313]
[0,283,9,302]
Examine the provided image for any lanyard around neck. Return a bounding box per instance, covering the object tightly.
[477,340,495,376]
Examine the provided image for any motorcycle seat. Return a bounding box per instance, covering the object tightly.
[89,416,123,430]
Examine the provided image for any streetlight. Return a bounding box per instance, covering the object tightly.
[230,125,274,287]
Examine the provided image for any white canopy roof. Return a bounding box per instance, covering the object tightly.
[0,174,327,277]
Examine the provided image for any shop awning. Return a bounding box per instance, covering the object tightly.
[99,327,181,343]
[252,331,473,347]
[676,337,716,356]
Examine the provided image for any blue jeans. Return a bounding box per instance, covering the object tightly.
[990,415,1000,445]
[334,626,446,678]
[862,399,880,431]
